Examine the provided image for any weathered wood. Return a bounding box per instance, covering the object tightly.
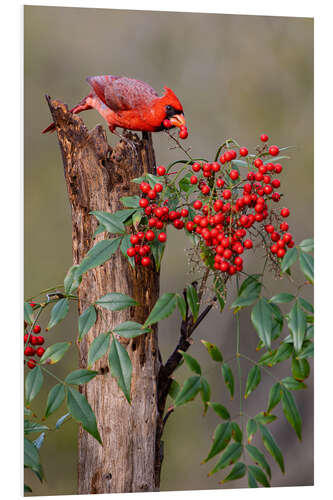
[46,98,162,493]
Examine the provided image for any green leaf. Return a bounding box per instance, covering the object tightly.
[78,238,121,275]
[213,276,225,311]
[281,377,306,391]
[24,484,32,493]
[281,386,302,440]
[113,321,150,338]
[24,421,49,435]
[202,422,232,463]
[251,298,273,348]
[179,351,201,375]
[25,366,43,403]
[93,224,106,238]
[186,285,199,322]
[239,274,261,295]
[248,468,258,488]
[201,340,223,362]
[281,247,298,272]
[120,195,141,208]
[108,336,132,403]
[222,363,234,399]
[88,333,111,367]
[24,302,34,324]
[168,379,180,400]
[208,402,230,420]
[259,423,285,473]
[247,465,270,487]
[246,444,271,479]
[120,234,135,267]
[67,386,102,444]
[246,419,257,444]
[299,238,314,253]
[150,239,165,271]
[209,442,242,475]
[78,305,97,341]
[174,375,202,407]
[267,383,282,414]
[65,369,98,385]
[297,341,314,359]
[245,365,261,399]
[112,208,137,223]
[299,251,314,283]
[292,358,310,381]
[40,342,71,365]
[273,342,293,364]
[90,210,125,234]
[96,292,137,311]
[200,377,211,414]
[176,294,187,320]
[258,350,277,367]
[24,437,42,477]
[45,384,65,417]
[269,293,295,304]
[305,324,314,340]
[47,298,69,330]
[232,275,261,309]
[255,412,277,425]
[298,297,314,313]
[144,293,177,327]
[287,300,307,353]
[231,422,243,443]
[220,462,246,483]
[64,265,82,294]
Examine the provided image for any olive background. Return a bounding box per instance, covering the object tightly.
[24,6,313,495]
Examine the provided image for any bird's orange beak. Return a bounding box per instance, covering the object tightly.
[169,114,186,128]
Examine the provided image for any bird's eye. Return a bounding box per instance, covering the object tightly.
[166,105,172,112]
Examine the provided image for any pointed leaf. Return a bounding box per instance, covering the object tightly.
[113,321,150,338]
[150,239,165,271]
[78,305,97,341]
[269,293,295,304]
[246,419,257,444]
[88,333,111,367]
[251,298,273,348]
[24,421,49,435]
[259,423,285,473]
[144,293,177,327]
[281,247,297,272]
[231,422,243,443]
[248,465,270,487]
[25,366,43,403]
[248,468,258,488]
[78,238,121,275]
[246,444,271,479]
[120,234,135,267]
[96,292,137,311]
[292,358,310,380]
[201,340,223,362]
[67,386,102,444]
[24,437,41,473]
[90,211,125,234]
[222,363,234,399]
[47,298,69,330]
[299,251,314,283]
[200,377,211,414]
[112,208,137,223]
[209,442,242,475]
[297,341,314,359]
[232,275,261,309]
[220,462,246,483]
[298,297,314,313]
[273,342,293,364]
[281,386,302,440]
[267,383,282,414]
[245,365,261,399]
[24,484,32,493]
[186,285,199,322]
[24,302,34,324]
[299,238,314,253]
[287,300,307,353]
[208,402,230,420]
[174,375,201,407]
[176,294,187,320]
[281,377,306,391]
[65,369,97,385]
[168,379,180,400]
[179,351,201,375]
[203,422,232,463]
[255,412,277,425]
[120,195,141,208]
[64,265,82,294]
[108,337,132,403]
[40,342,71,365]
[45,384,65,417]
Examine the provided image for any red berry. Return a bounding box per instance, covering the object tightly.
[36,347,45,357]
[271,179,280,188]
[240,215,249,227]
[283,233,292,243]
[211,162,220,172]
[254,158,263,168]
[264,185,273,195]
[33,325,41,334]
[260,133,269,142]
[29,302,36,308]
[229,170,239,180]
[139,198,149,208]
[277,248,286,258]
[144,206,152,216]
[271,244,278,254]
[157,166,166,176]
[228,265,237,275]
[37,336,45,345]
[239,147,248,157]
[148,217,157,227]
[24,346,35,357]
[145,230,155,241]
[244,239,253,249]
[220,261,229,272]
[148,189,157,200]
[193,200,202,210]
[272,193,281,202]
[30,336,39,346]
[222,189,232,200]
[190,175,198,184]
[201,185,210,195]
[140,181,150,193]
[127,247,136,257]
[192,162,201,172]
[224,151,233,162]
[27,359,37,369]
[179,127,188,139]
[265,224,275,233]
[275,164,283,174]
[154,183,163,193]
[281,208,290,218]
[181,208,189,217]
[186,221,195,232]
[234,256,243,266]
[137,232,144,239]
[271,232,280,242]
[130,234,139,245]
[163,119,172,128]
[158,232,167,243]
[24,334,29,343]
[174,220,184,230]
[216,178,225,188]
[141,257,151,266]
[269,145,279,156]
[280,222,289,231]
[214,200,223,212]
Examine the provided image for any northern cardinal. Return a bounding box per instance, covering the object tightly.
[42,75,186,138]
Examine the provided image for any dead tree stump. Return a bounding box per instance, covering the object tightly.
[46,98,163,493]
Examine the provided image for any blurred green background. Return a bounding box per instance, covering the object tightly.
[24,6,313,495]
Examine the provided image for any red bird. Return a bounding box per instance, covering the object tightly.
[42,75,186,137]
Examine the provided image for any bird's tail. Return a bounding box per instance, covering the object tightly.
[41,95,93,134]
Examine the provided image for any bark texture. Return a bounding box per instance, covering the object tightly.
[46,97,161,494]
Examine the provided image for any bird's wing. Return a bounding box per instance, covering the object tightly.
[86,76,158,112]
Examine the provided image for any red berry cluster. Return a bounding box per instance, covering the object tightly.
[24,303,45,368]
[127,134,294,276]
